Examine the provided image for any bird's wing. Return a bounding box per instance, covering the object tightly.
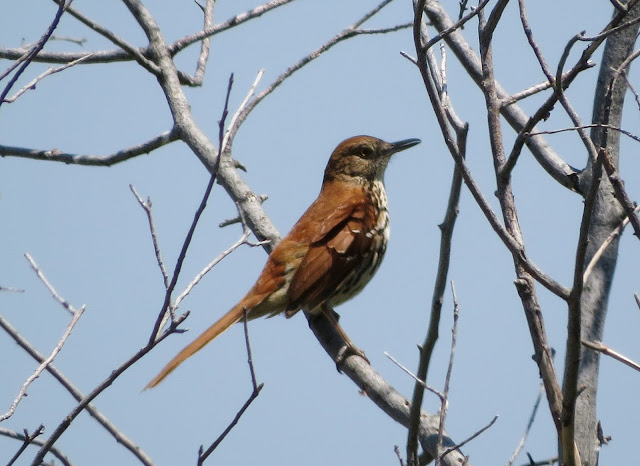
[286,188,379,315]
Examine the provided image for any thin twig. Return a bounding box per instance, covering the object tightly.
[506,383,545,466]
[0,314,154,465]
[225,0,405,143]
[173,225,251,309]
[601,149,640,238]
[0,306,85,422]
[3,53,92,103]
[385,352,445,399]
[582,340,640,372]
[527,123,640,144]
[0,427,72,465]
[197,309,264,464]
[48,0,161,76]
[24,253,75,315]
[149,74,234,342]
[6,425,45,466]
[583,204,640,284]
[440,415,498,460]
[0,285,25,293]
[500,68,595,108]
[30,310,188,465]
[435,282,460,466]
[0,0,72,107]
[130,185,169,289]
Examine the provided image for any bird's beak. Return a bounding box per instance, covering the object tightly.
[388,138,421,155]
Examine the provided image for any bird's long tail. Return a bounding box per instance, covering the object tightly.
[145,303,248,389]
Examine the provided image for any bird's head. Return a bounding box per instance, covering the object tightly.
[323,135,421,184]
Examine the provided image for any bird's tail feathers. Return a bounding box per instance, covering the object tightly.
[144,302,249,389]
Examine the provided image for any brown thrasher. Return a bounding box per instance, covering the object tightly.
[146,135,420,388]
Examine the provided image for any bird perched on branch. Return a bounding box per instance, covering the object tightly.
[146,135,421,388]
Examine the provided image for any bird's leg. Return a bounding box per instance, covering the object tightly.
[318,305,370,370]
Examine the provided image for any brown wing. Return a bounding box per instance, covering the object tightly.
[285,182,377,315]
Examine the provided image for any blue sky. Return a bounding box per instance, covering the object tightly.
[1,1,639,465]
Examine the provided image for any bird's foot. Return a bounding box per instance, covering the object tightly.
[335,343,370,372]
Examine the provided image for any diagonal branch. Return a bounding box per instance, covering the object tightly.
[0,129,179,165]
[0,314,154,465]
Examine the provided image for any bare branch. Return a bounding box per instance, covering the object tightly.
[148,74,234,342]
[601,149,640,238]
[0,0,72,108]
[48,0,161,75]
[130,185,169,289]
[408,17,468,462]
[0,426,71,466]
[506,384,546,466]
[0,314,154,465]
[500,67,595,108]
[584,203,640,284]
[0,129,179,166]
[173,224,251,310]
[440,415,497,461]
[197,309,263,464]
[225,0,405,144]
[6,425,45,466]
[190,0,215,85]
[582,340,640,372]
[0,285,25,293]
[168,0,297,56]
[0,306,85,422]
[30,312,189,465]
[24,253,76,316]
[527,124,640,144]
[2,53,92,103]
[434,282,461,466]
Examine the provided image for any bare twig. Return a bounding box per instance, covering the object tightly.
[582,340,640,372]
[0,425,72,466]
[0,285,25,293]
[24,253,76,316]
[478,3,564,439]
[583,204,640,284]
[0,314,154,465]
[197,309,264,464]
[408,22,467,463]
[500,67,595,108]
[561,149,605,466]
[601,149,640,238]
[3,53,92,103]
[418,0,491,52]
[385,352,444,399]
[149,74,234,342]
[0,306,85,422]
[225,0,406,144]
[0,0,72,107]
[130,185,169,289]
[435,282,460,466]
[0,128,179,166]
[6,425,45,466]
[30,310,188,465]
[173,224,251,310]
[49,0,161,76]
[507,383,545,466]
[527,124,640,144]
[440,415,498,460]
[190,0,215,85]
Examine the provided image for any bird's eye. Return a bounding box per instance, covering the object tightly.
[360,147,373,158]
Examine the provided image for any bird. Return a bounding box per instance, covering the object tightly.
[145,135,421,389]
